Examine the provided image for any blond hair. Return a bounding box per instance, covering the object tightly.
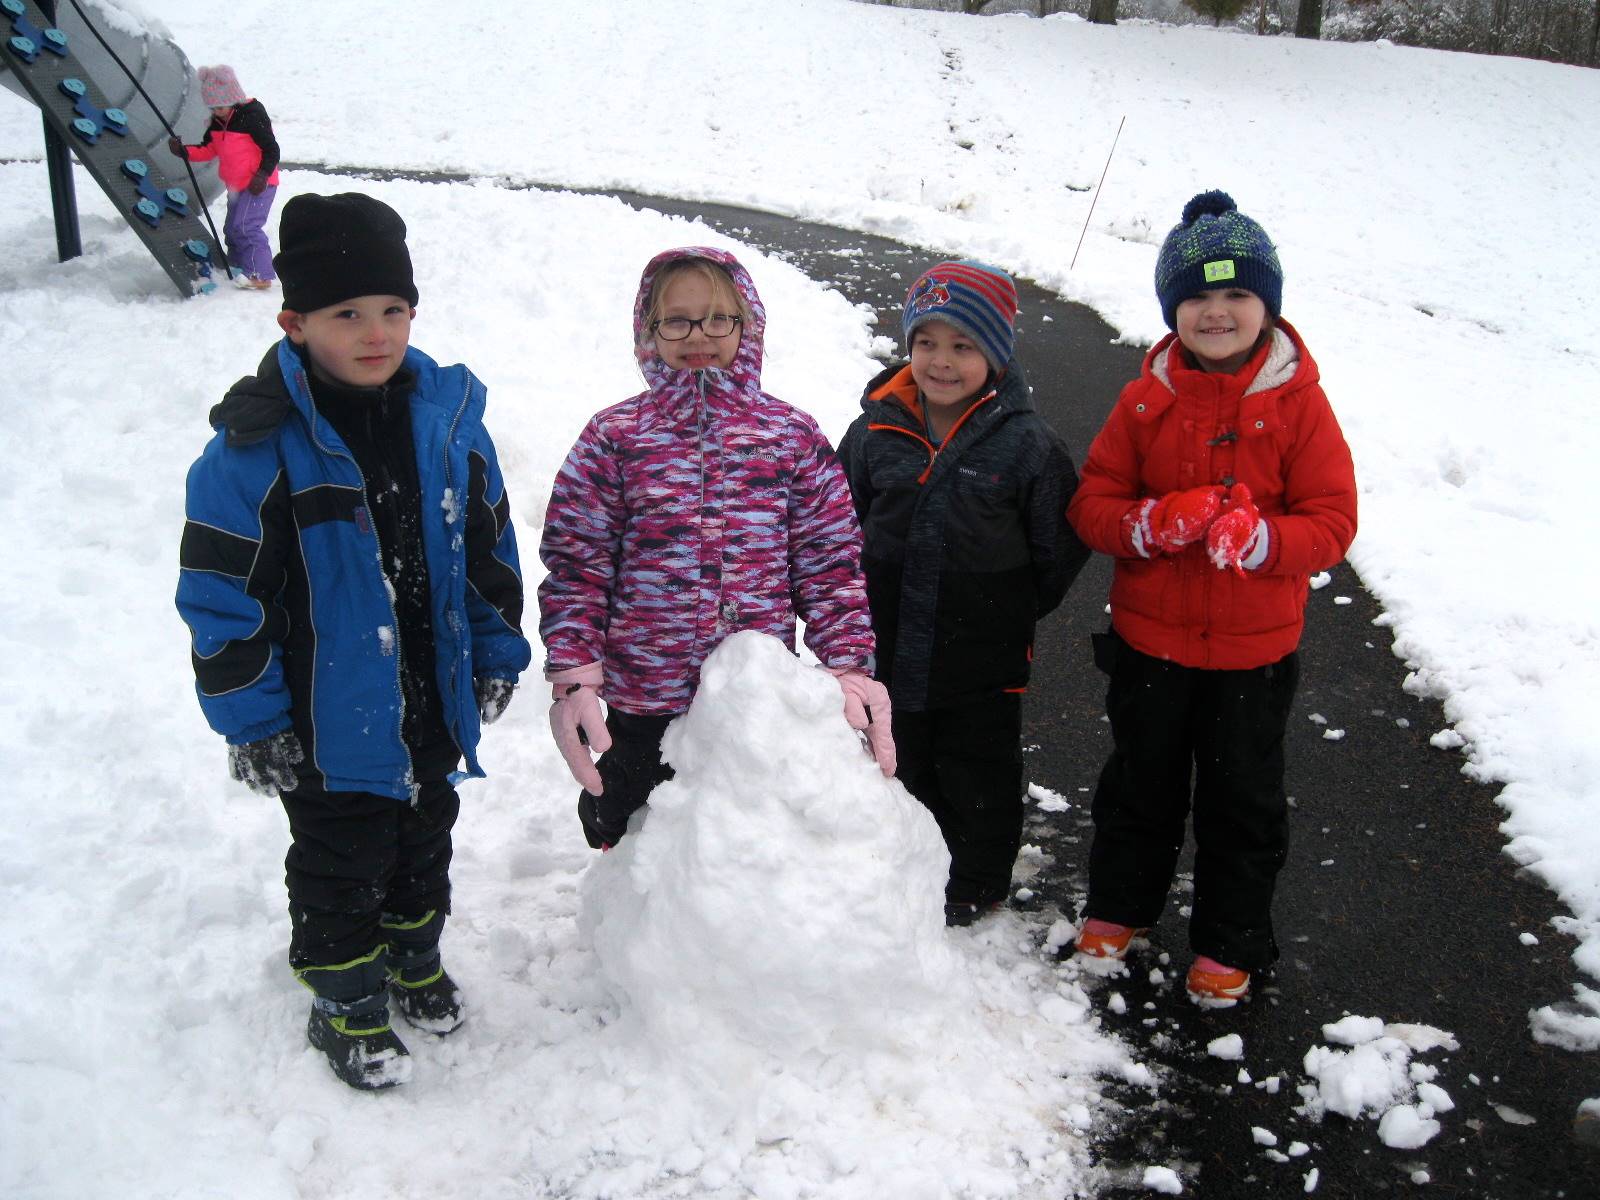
[640,258,750,344]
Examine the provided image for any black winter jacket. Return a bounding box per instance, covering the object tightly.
[837,360,1090,712]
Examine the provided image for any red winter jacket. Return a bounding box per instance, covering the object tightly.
[1067,320,1356,670]
[182,99,280,192]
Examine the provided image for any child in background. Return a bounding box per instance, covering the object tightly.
[176,193,531,1089]
[837,262,1090,927]
[168,64,280,289]
[538,246,893,851]
[1066,191,1357,1004]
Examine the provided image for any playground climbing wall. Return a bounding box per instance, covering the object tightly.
[1,0,223,296]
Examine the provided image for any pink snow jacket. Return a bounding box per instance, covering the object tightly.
[537,246,876,715]
[181,99,280,192]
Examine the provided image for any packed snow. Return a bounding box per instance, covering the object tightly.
[3,0,1600,1196]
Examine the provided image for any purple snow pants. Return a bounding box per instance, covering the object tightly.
[223,185,277,281]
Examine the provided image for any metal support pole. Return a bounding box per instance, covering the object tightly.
[43,120,82,262]
[35,0,82,262]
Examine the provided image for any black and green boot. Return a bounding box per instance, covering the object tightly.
[383,909,466,1035]
[297,949,412,1091]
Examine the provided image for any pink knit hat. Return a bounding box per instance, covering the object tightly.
[198,65,246,108]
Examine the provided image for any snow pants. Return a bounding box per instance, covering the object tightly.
[892,693,1024,907]
[576,709,677,849]
[279,777,459,980]
[1084,630,1299,973]
[223,185,277,282]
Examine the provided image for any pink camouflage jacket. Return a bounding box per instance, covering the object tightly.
[536,246,876,715]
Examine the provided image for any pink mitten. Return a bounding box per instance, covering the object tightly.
[1141,485,1225,554]
[547,662,612,795]
[1205,483,1267,575]
[828,668,896,777]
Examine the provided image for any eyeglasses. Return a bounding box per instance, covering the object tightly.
[650,314,741,341]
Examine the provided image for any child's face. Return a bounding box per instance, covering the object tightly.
[651,271,741,372]
[909,320,991,412]
[1174,288,1269,374]
[277,295,415,389]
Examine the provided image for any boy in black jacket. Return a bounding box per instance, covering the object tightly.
[838,261,1089,926]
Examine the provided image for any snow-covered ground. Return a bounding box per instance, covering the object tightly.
[2,0,1598,1196]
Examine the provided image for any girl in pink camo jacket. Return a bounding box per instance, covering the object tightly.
[537,247,893,849]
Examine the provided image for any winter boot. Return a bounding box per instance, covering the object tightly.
[1074,918,1148,961]
[383,909,465,1035]
[1186,955,1251,1007]
[297,949,411,1091]
[944,900,1003,927]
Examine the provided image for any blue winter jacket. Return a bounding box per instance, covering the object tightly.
[176,339,531,799]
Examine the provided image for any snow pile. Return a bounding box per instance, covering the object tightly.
[1528,978,1600,1052]
[568,632,1126,1197]
[1297,1016,1459,1150]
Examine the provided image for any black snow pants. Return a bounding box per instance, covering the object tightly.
[576,709,678,850]
[1084,630,1299,973]
[279,776,460,989]
[892,693,1024,907]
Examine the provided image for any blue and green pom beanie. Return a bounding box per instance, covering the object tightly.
[1154,191,1282,331]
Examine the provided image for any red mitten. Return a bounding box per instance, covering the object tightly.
[1205,483,1267,575]
[1140,486,1224,554]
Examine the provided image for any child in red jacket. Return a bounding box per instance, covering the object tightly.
[168,65,280,289]
[1066,191,1357,1006]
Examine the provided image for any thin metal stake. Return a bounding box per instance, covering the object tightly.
[1070,115,1125,271]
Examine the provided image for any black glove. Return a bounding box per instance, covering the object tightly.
[167,136,185,156]
[474,677,514,726]
[227,729,304,795]
[246,171,268,196]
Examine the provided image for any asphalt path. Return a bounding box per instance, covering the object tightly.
[604,192,1598,1199]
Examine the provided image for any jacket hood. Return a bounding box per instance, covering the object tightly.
[1143,320,1317,400]
[633,246,766,398]
[209,346,292,447]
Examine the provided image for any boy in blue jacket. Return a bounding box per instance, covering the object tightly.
[176,193,531,1090]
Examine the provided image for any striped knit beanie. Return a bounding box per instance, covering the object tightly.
[902,260,1018,372]
[1154,191,1282,331]
[198,65,247,108]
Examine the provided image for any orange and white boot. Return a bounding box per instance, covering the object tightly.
[1074,918,1148,963]
[1186,955,1251,1007]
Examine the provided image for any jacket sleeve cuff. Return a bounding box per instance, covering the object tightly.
[226,713,293,747]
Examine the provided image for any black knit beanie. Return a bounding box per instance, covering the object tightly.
[272,193,419,313]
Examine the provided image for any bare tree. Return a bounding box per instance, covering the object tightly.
[1088,0,1121,22]
[1590,0,1600,64]
[1184,0,1251,25]
[1295,0,1324,39]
